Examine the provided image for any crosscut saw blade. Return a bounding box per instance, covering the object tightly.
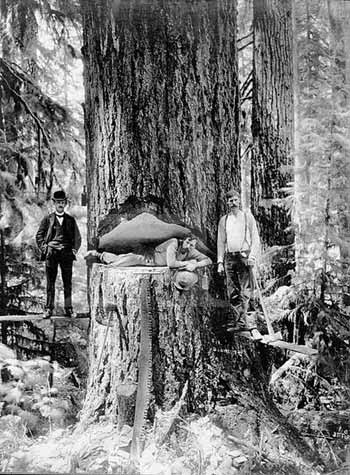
[130,276,153,463]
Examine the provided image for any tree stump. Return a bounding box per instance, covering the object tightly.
[79,263,324,468]
[80,264,214,425]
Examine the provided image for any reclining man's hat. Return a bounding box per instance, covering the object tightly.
[173,270,198,291]
[52,190,67,201]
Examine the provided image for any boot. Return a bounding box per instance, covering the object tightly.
[84,250,101,263]
[43,308,53,319]
[64,307,75,318]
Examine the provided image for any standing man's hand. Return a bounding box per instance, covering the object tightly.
[247,256,256,267]
[217,262,225,275]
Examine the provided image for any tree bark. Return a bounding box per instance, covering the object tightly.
[79,264,323,470]
[252,0,294,260]
[81,0,240,250]
[80,1,324,468]
[80,265,217,425]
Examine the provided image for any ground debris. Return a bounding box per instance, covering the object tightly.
[0,410,324,475]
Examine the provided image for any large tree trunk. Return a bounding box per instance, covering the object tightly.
[252,0,294,268]
[82,0,240,250]
[80,265,215,425]
[79,263,322,470]
[81,0,240,431]
[81,0,323,469]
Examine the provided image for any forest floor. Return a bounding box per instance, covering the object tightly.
[1,299,350,474]
[1,395,348,474]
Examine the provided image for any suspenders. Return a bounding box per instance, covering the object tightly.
[224,211,250,253]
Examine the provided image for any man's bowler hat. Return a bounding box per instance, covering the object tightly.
[52,190,67,201]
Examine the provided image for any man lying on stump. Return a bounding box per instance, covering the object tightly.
[85,235,212,291]
[217,188,262,340]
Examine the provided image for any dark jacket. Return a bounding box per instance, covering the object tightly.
[36,213,82,261]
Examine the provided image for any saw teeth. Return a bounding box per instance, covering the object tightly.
[130,277,154,461]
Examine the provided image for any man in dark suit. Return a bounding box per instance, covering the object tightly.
[36,190,81,318]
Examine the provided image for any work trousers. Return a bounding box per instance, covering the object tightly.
[224,252,255,328]
[45,248,74,310]
[99,251,153,266]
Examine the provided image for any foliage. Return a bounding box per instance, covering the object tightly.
[0,0,84,315]
[0,361,82,472]
[0,0,83,203]
[294,0,350,303]
[0,412,321,475]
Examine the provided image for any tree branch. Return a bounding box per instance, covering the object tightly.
[0,73,53,153]
[238,40,254,52]
[241,144,252,160]
[240,70,253,96]
[1,58,37,92]
[1,58,67,122]
[241,96,253,105]
[238,30,253,43]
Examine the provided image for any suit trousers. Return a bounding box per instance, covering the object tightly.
[45,248,74,310]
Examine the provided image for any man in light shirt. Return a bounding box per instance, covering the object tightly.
[86,235,211,271]
[217,188,261,337]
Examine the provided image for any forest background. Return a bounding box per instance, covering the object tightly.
[0,0,350,474]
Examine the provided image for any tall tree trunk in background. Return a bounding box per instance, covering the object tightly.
[82,0,240,250]
[326,0,350,306]
[292,0,304,292]
[327,0,350,100]
[293,0,330,296]
[237,0,253,211]
[252,0,294,276]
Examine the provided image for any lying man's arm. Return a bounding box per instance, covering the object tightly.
[186,248,212,271]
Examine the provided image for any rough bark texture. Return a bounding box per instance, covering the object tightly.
[80,1,324,467]
[81,265,215,424]
[80,0,240,427]
[252,0,294,255]
[82,0,239,250]
[79,264,323,469]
